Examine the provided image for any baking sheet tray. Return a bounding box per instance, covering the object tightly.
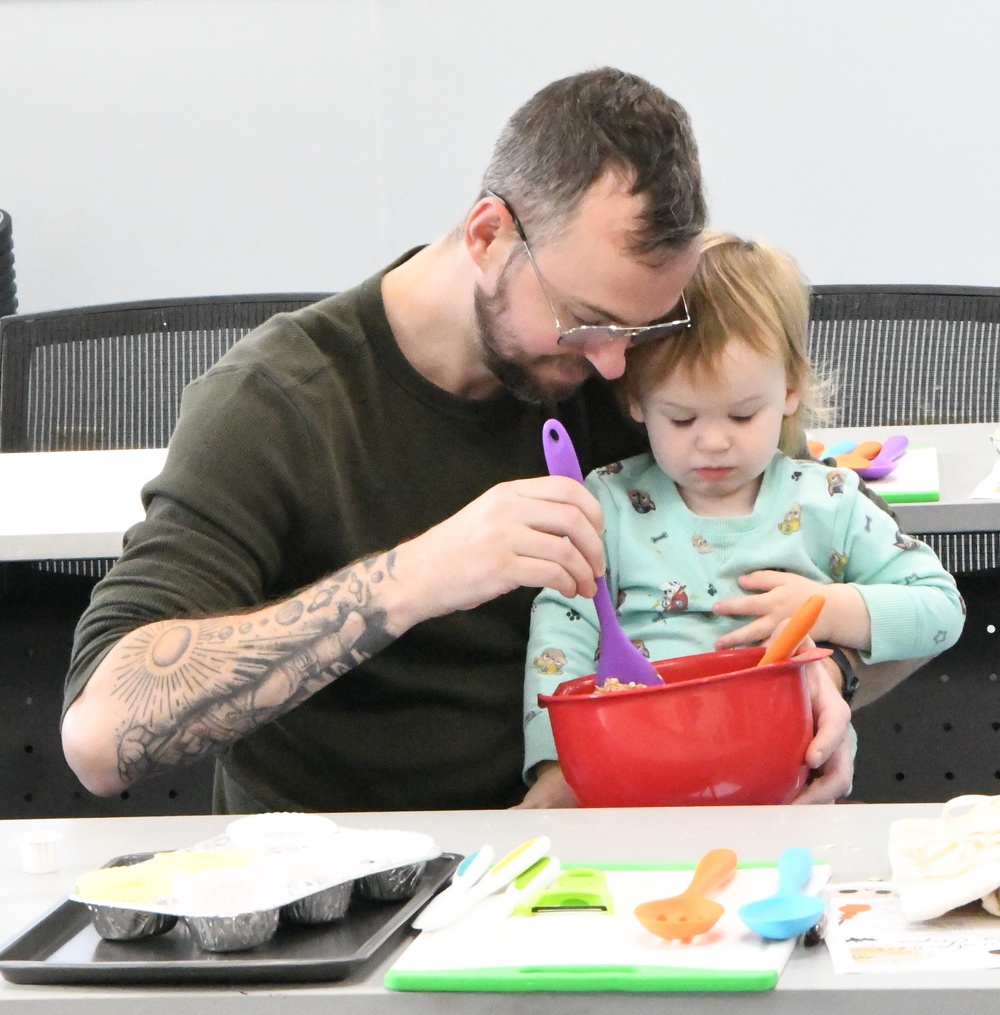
[0,851,460,986]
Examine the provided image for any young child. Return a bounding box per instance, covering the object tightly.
[523,231,965,787]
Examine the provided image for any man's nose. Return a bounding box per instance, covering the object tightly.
[583,338,630,380]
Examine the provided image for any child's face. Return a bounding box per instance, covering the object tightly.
[629,338,799,516]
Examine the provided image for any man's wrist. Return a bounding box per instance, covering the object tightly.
[817,643,859,705]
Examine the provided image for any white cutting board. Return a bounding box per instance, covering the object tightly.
[386,863,830,993]
[864,445,940,504]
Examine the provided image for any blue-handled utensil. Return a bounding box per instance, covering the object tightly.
[542,419,662,688]
[412,836,551,931]
[737,847,825,940]
[411,845,493,930]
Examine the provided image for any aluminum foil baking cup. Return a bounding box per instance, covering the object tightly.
[280,879,354,925]
[184,908,280,952]
[86,904,178,941]
[355,862,426,902]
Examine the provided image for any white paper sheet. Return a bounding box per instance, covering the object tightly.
[969,458,1000,500]
[823,882,1000,973]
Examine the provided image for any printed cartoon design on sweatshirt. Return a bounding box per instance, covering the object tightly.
[532,647,568,675]
[692,533,712,554]
[778,502,802,534]
[596,461,624,476]
[628,489,656,514]
[895,531,919,551]
[826,470,847,496]
[657,579,689,615]
[829,549,848,578]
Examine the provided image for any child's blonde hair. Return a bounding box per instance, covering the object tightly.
[617,231,829,454]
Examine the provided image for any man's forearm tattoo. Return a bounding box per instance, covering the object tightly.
[109,554,395,783]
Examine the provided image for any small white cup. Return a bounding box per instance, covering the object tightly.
[15,829,65,874]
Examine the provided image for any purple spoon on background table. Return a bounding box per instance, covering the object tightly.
[855,434,909,481]
[541,419,662,689]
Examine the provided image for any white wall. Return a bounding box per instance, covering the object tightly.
[2,0,998,313]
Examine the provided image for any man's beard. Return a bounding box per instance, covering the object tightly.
[473,267,593,405]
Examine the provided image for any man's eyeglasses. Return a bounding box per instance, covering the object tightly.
[485,190,691,351]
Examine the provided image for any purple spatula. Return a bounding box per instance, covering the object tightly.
[541,419,663,688]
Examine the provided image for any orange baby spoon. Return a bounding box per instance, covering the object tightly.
[633,848,738,942]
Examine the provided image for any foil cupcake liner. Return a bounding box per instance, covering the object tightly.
[87,904,178,941]
[184,909,280,952]
[280,880,354,925]
[225,812,339,851]
[355,862,427,902]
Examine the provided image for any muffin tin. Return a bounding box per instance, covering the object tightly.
[0,851,461,985]
[70,814,443,953]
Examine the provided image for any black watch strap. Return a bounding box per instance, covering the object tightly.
[817,642,859,705]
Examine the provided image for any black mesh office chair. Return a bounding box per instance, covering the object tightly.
[0,293,330,818]
[808,285,1000,803]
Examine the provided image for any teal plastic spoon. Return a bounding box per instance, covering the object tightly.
[737,847,825,940]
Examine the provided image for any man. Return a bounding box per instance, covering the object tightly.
[63,68,861,813]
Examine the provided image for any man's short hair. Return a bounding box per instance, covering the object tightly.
[481,67,705,258]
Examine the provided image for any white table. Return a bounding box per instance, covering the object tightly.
[813,422,1000,533]
[1,427,998,564]
[0,448,167,561]
[1,805,998,1013]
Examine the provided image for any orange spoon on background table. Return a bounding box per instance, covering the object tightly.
[633,848,738,942]
[757,594,826,667]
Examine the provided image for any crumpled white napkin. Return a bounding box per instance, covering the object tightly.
[889,795,1000,921]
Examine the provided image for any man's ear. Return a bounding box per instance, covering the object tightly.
[465,195,512,271]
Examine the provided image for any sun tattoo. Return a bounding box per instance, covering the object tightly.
[108,555,396,782]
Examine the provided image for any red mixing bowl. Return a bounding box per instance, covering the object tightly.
[538,645,826,807]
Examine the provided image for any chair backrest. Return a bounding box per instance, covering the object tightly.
[0,293,328,818]
[808,286,1000,804]
[808,284,1000,427]
[0,292,331,452]
[808,284,1000,575]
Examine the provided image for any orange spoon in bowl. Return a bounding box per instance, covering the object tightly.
[757,594,826,667]
[634,848,738,942]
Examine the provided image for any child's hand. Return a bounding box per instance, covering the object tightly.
[712,571,828,649]
[511,761,578,809]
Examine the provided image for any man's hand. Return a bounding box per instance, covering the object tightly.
[791,655,854,803]
[395,477,607,624]
[512,761,578,809]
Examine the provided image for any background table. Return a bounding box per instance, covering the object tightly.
[0,448,167,561]
[2,804,998,1012]
[2,426,997,564]
[812,422,1000,533]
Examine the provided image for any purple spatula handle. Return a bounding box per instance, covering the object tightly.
[541,420,662,687]
[542,420,585,484]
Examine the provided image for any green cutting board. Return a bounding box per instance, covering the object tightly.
[385,861,830,993]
